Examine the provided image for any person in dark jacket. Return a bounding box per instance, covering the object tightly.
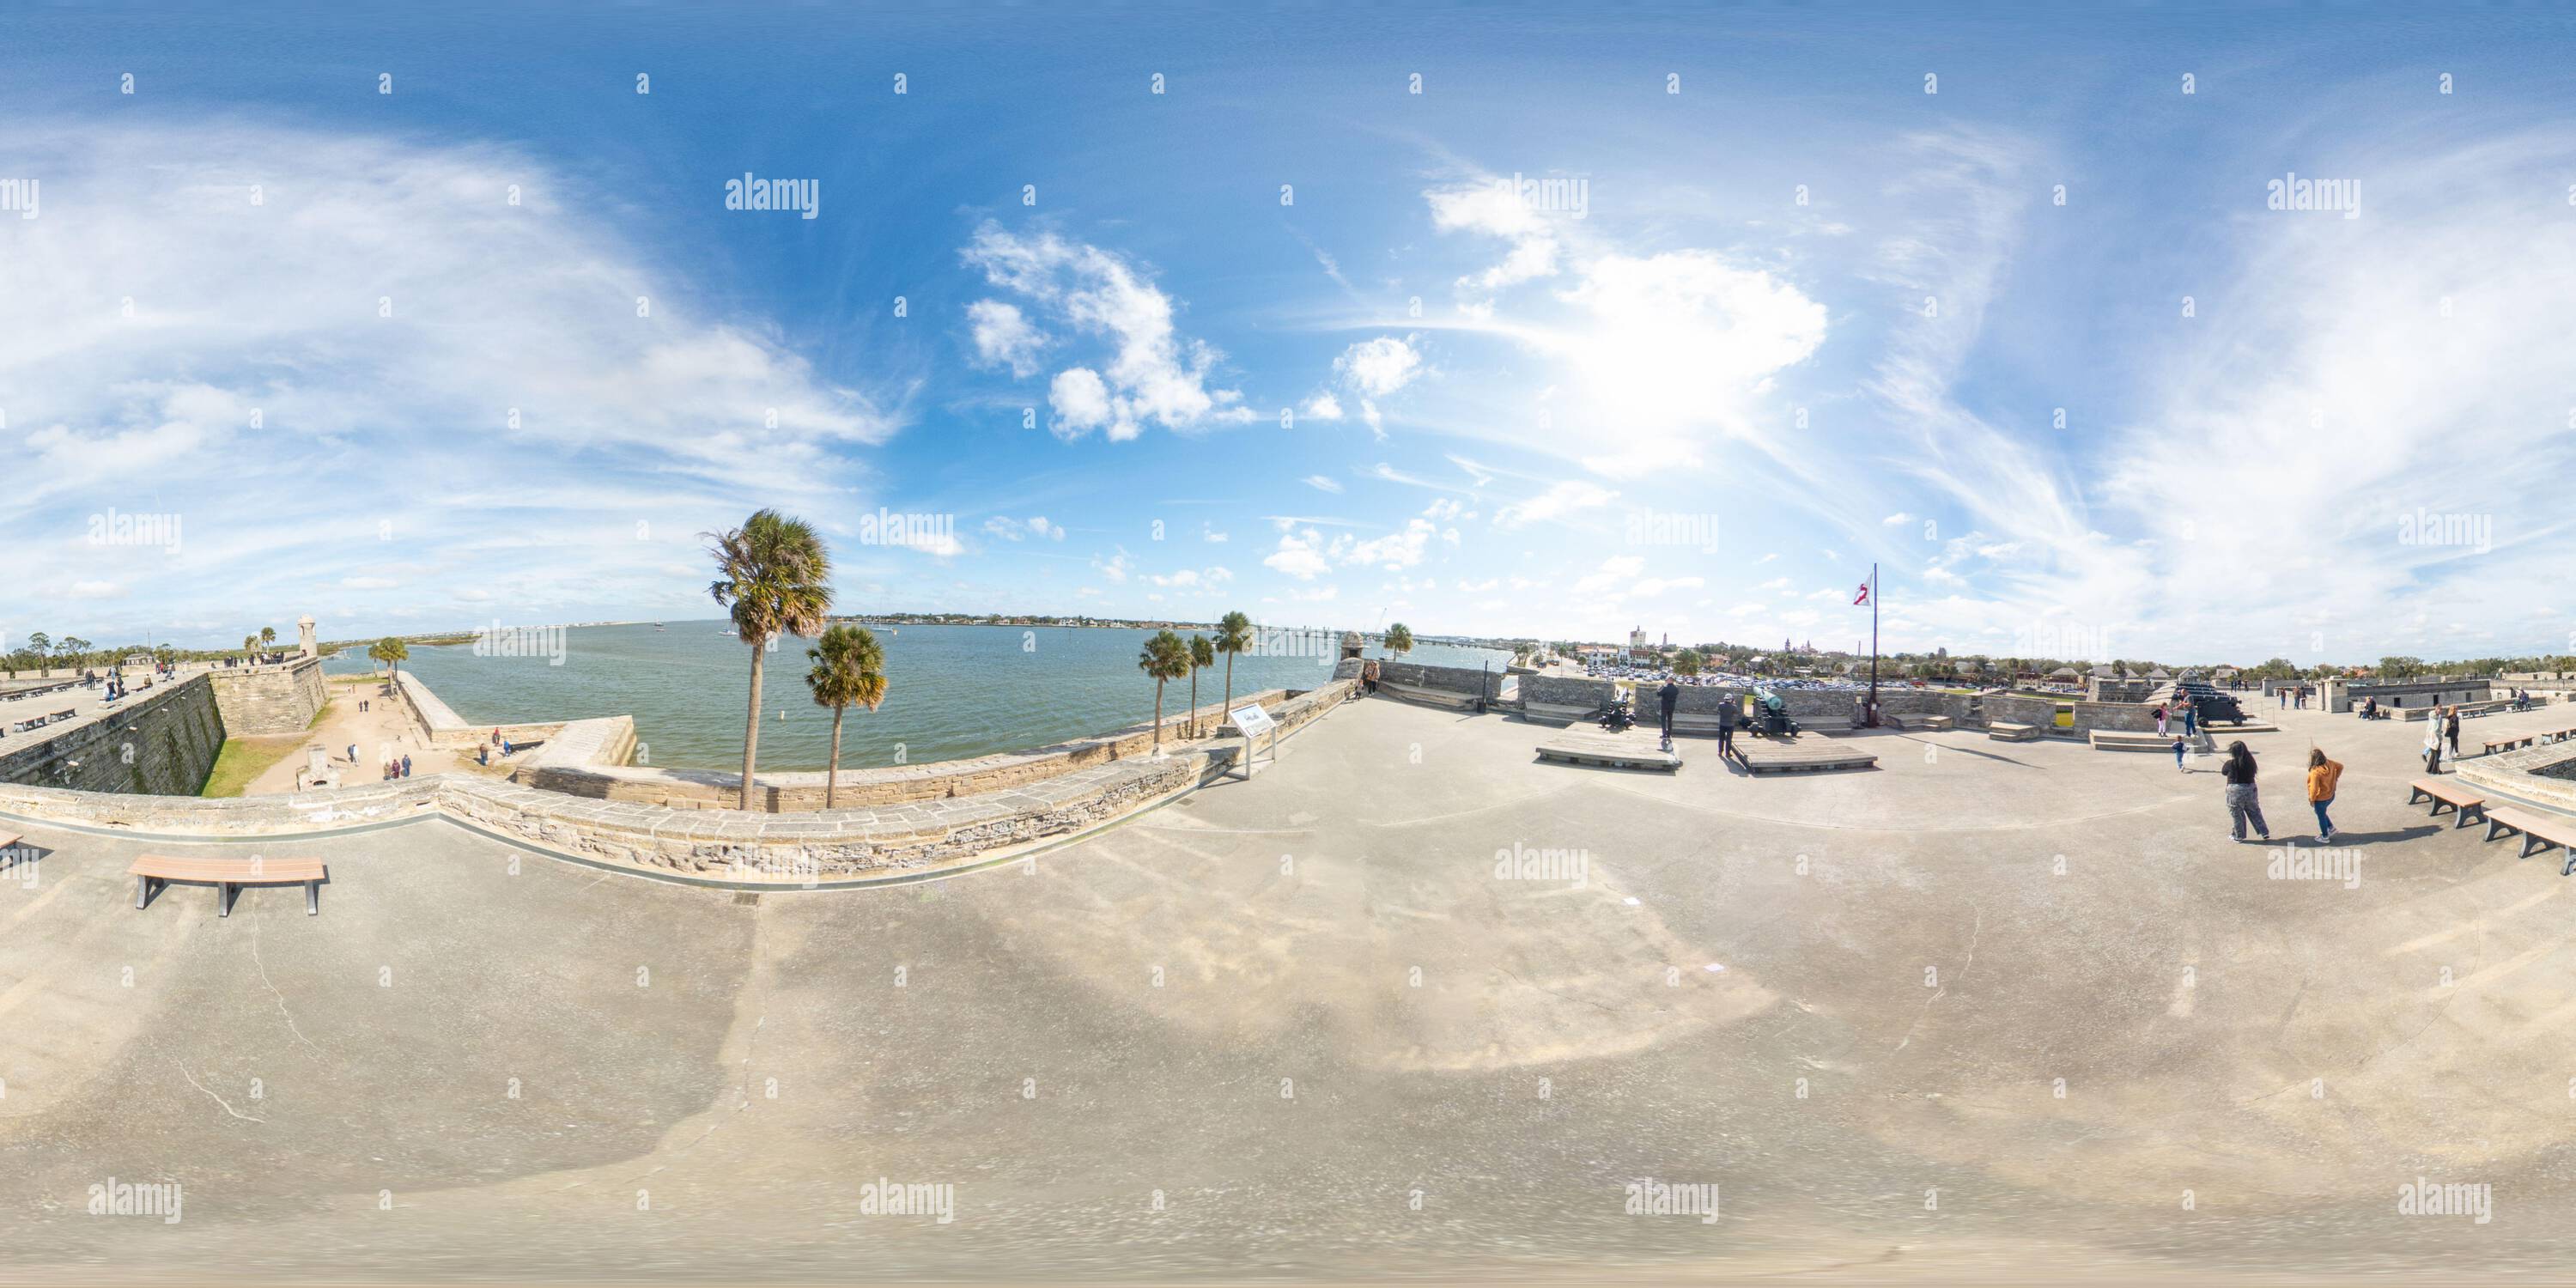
[1716,695,1739,759]
[2221,741,2269,842]
[2445,708,2462,757]
[1656,679,1680,741]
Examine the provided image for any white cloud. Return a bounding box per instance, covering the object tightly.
[1496,480,1619,529]
[1303,475,1344,494]
[1426,182,1559,296]
[1302,391,1345,421]
[1028,516,1064,542]
[984,515,1065,543]
[966,299,1045,378]
[1334,335,1423,398]
[1263,526,1333,580]
[1882,513,1914,526]
[1048,368,1115,440]
[1340,519,1435,571]
[1201,522,1228,544]
[964,222,1245,441]
[1091,548,1133,583]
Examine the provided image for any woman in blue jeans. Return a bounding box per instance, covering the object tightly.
[2221,741,2269,842]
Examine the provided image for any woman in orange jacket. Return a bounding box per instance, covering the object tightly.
[2306,748,2343,842]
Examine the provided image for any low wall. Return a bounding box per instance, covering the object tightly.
[205,658,325,735]
[0,682,1358,881]
[518,683,1340,812]
[0,675,226,795]
[392,670,569,751]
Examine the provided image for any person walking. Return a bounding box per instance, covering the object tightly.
[2445,706,2462,759]
[2221,741,2269,842]
[400,753,413,778]
[2172,733,2188,772]
[2155,703,2169,736]
[2306,747,2342,841]
[2279,688,2287,710]
[2422,709,2445,775]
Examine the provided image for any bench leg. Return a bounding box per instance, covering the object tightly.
[2458,807,2482,829]
[307,879,319,916]
[2563,847,2575,878]
[2430,800,2452,817]
[2524,835,2546,860]
[135,874,148,910]
[218,882,231,918]
[2409,787,2429,804]
[2487,817,2510,841]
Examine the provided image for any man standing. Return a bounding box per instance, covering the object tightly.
[1717,693,1739,760]
[1656,677,1680,747]
[2445,706,2462,759]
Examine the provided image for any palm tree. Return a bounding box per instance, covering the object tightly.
[241,634,258,662]
[259,625,277,658]
[25,632,49,677]
[368,636,410,688]
[1674,648,1704,677]
[805,624,888,810]
[1385,623,1414,655]
[1138,629,1191,750]
[706,509,835,810]
[61,637,90,674]
[1187,634,1215,738]
[1214,611,1253,736]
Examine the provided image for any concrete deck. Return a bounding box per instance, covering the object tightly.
[5,697,2576,1280]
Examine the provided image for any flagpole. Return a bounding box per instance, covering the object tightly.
[1867,563,1880,727]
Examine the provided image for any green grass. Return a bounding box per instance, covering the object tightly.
[200,735,307,798]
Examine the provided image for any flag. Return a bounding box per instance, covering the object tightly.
[1852,581,1870,606]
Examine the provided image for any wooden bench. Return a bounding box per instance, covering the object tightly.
[2406,778,2488,828]
[2482,808,2576,875]
[2483,734,2535,756]
[130,854,327,916]
[1988,721,2040,742]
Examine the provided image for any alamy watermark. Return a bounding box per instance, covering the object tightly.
[0,177,36,220]
[86,507,182,553]
[470,621,568,666]
[858,1177,954,1224]
[2268,844,2361,890]
[2014,621,2111,665]
[2397,1176,2490,1224]
[88,1178,181,1224]
[1493,841,1588,888]
[1625,1178,1718,1224]
[1625,507,1719,552]
[854,507,954,550]
[2397,508,2491,554]
[1497,171,1588,220]
[724,172,818,220]
[2268,172,2359,219]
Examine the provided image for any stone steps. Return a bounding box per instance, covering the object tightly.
[1988,722,2040,742]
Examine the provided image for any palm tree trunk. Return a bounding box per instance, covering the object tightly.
[1188,671,1200,739]
[1153,679,1165,749]
[741,643,765,811]
[827,705,844,810]
[1222,655,1235,738]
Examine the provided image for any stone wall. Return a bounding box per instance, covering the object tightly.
[0,681,1358,882]
[205,658,325,735]
[392,669,569,750]
[515,683,1341,812]
[2332,678,2494,713]
[0,675,226,795]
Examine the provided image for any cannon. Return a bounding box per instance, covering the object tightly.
[1747,688,1802,737]
[2172,678,2250,726]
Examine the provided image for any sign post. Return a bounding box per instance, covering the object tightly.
[1230,704,1278,780]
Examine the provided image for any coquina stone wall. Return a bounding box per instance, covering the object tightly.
[0,679,1359,882]
[205,658,326,735]
[518,684,1334,811]
[0,674,226,795]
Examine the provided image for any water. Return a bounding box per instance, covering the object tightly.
[325,622,1508,771]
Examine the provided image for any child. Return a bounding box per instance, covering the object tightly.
[2172,735,2188,772]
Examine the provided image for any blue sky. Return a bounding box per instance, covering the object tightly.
[6,4,2575,663]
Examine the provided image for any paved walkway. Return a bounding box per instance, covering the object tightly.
[3,696,2574,1279]
[238,674,465,795]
